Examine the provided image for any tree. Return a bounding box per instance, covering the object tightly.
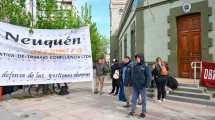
[0,0,31,27]
[0,0,108,62]
[81,3,109,61]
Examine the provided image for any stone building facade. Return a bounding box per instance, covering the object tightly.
[110,0,128,61]
[111,0,215,78]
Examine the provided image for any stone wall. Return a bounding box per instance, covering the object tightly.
[208,0,215,61]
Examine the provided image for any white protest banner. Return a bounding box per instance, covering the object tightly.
[0,22,93,86]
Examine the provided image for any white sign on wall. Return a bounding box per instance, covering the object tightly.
[0,22,93,86]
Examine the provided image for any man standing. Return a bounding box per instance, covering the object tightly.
[129,53,152,118]
[95,58,108,95]
[121,56,132,107]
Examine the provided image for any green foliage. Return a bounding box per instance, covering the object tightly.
[0,0,108,62]
[0,0,31,27]
[81,3,109,61]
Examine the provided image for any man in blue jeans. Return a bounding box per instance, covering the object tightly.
[128,53,152,118]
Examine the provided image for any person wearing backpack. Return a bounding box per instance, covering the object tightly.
[154,57,168,102]
[128,53,152,118]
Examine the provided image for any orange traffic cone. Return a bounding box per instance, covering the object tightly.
[0,87,3,101]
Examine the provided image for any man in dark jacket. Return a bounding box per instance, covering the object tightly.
[129,53,152,118]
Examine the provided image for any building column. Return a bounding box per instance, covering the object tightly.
[110,35,120,61]
[135,9,144,54]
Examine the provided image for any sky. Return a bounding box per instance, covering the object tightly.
[74,0,110,38]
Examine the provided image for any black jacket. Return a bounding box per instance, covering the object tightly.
[130,53,152,90]
[111,62,120,79]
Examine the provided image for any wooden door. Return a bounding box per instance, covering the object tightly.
[177,14,201,78]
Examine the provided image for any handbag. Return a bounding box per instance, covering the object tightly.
[113,70,120,79]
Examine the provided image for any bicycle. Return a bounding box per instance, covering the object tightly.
[28,83,68,97]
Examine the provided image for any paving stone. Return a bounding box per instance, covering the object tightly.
[0,82,215,120]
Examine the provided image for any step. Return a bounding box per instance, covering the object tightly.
[207,88,215,92]
[179,83,198,87]
[147,92,155,98]
[147,88,155,93]
[170,91,212,100]
[176,78,199,84]
[176,86,204,93]
[167,95,215,106]
[205,88,215,98]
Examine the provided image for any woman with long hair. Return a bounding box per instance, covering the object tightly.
[154,57,168,102]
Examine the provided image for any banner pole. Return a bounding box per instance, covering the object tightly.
[31,0,37,27]
[92,70,94,94]
[92,79,94,94]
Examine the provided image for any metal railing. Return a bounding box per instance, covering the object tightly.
[191,61,202,88]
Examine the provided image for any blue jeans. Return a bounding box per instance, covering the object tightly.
[131,87,147,113]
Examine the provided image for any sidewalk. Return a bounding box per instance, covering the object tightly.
[0,107,19,120]
[0,81,215,120]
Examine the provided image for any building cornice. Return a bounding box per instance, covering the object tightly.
[116,0,179,37]
[117,0,134,38]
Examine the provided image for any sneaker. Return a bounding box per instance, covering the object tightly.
[128,112,135,116]
[162,98,166,102]
[139,113,146,118]
[157,100,162,103]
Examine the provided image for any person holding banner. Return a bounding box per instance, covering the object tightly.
[95,58,109,95]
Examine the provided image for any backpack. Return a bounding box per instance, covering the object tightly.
[160,65,168,75]
[167,76,178,90]
[113,69,120,79]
